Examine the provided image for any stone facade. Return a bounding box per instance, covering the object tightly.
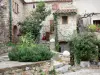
[0,0,9,43]
[0,0,77,52]
[24,1,77,42]
[0,0,24,43]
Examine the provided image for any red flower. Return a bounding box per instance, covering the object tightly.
[42,35,46,40]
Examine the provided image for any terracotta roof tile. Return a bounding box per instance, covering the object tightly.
[55,9,77,14]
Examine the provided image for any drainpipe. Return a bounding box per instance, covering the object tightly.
[9,0,12,42]
[54,13,59,51]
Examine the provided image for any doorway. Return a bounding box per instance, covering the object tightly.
[59,41,70,53]
[12,25,18,43]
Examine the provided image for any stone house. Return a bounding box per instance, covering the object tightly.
[73,0,100,31]
[0,0,77,52]
[23,0,77,52]
[73,0,100,40]
[0,0,24,43]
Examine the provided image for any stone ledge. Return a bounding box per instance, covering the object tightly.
[0,60,51,75]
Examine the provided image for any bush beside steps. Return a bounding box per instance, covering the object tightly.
[8,44,53,62]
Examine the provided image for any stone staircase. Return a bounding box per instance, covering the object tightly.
[54,62,71,74]
[0,53,9,62]
[51,53,71,75]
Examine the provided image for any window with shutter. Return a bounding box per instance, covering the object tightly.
[93,20,100,25]
[13,2,19,14]
[46,32,50,41]
[50,20,54,33]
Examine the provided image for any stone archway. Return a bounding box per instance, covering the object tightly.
[12,25,18,43]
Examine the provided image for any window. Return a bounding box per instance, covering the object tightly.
[62,16,68,24]
[45,32,50,41]
[93,20,100,25]
[13,2,19,14]
[52,3,59,10]
[50,20,54,33]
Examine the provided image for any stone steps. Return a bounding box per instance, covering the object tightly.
[52,53,71,75]
[55,65,71,74]
[0,53,9,62]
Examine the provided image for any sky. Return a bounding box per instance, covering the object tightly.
[24,0,32,2]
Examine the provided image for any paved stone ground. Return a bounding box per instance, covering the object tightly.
[0,53,100,75]
[62,69,100,75]
[0,53,35,69]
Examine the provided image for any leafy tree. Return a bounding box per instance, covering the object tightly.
[20,2,50,41]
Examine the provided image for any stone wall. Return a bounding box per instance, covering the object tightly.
[0,0,24,43]
[0,61,52,75]
[0,44,12,55]
[0,1,9,43]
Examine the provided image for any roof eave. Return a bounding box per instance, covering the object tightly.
[24,0,73,4]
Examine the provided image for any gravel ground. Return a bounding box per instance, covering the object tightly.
[62,69,100,75]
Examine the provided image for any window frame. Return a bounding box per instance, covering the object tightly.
[33,4,35,8]
[93,20,100,25]
[13,2,19,14]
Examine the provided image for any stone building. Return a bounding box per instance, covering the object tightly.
[0,0,8,43]
[0,0,77,52]
[73,0,100,30]
[23,0,77,52]
[0,0,24,43]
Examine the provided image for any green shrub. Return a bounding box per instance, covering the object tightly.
[70,32,98,64]
[88,24,97,31]
[8,49,19,61]
[8,35,53,62]
[6,42,15,47]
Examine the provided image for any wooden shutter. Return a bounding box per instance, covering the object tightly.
[46,32,50,41]
[50,20,54,33]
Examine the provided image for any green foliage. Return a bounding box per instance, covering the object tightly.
[6,42,15,47]
[95,40,100,61]
[49,68,57,75]
[55,43,60,52]
[88,24,97,31]
[8,34,53,62]
[70,32,98,64]
[20,2,50,40]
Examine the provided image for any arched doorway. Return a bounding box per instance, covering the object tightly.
[12,25,18,43]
